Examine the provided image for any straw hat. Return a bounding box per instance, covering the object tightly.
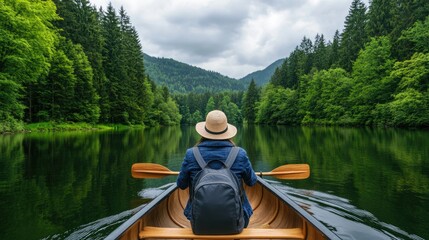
[195,110,237,140]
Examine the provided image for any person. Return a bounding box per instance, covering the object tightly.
[176,110,258,228]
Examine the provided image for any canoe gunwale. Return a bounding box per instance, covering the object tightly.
[105,177,341,240]
[256,177,341,240]
[105,183,178,240]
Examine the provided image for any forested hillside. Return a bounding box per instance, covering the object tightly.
[240,58,285,86]
[252,0,429,128]
[2,0,428,131]
[0,0,181,132]
[143,54,246,93]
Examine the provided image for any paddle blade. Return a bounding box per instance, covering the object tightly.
[132,163,179,179]
[265,164,310,179]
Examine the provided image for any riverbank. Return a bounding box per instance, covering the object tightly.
[0,122,145,134]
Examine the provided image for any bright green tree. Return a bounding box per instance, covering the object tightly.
[349,36,395,124]
[0,0,58,127]
[205,97,216,115]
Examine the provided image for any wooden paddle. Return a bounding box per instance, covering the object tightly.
[132,163,310,180]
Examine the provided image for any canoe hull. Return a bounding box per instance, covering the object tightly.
[106,177,340,240]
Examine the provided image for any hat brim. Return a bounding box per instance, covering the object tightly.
[195,121,237,140]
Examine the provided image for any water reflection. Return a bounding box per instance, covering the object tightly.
[0,126,428,240]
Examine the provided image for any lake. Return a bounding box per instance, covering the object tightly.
[0,126,428,239]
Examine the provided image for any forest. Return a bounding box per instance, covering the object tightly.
[0,0,181,132]
[253,0,429,127]
[174,0,429,128]
[1,0,428,132]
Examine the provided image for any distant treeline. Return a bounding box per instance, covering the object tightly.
[1,0,181,132]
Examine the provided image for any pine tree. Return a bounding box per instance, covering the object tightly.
[242,80,260,123]
[313,34,328,70]
[101,3,124,123]
[366,0,396,37]
[205,97,216,115]
[35,47,76,122]
[339,0,368,72]
[392,1,429,60]
[328,30,340,68]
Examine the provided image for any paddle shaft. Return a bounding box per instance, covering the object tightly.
[132,163,310,180]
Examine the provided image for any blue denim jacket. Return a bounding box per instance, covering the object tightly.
[176,140,257,223]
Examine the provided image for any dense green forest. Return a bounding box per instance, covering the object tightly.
[1,0,428,132]
[253,0,429,127]
[143,54,246,93]
[0,0,181,132]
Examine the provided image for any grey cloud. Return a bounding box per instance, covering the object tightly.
[92,0,358,78]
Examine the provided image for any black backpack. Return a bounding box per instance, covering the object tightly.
[190,147,245,235]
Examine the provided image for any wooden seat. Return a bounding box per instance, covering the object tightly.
[139,226,305,239]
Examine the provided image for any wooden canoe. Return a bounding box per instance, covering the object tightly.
[106,177,341,240]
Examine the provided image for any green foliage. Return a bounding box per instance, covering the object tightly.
[175,91,243,125]
[143,54,245,93]
[348,37,395,124]
[395,89,429,126]
[242,80,260,123]
[399,16,429,57]
[256,84,300,125]
[0,0,182,131]
[219,95,242,124]
[339,0,368,72]
[147,87,181,126]
[0,0,58,129]
[366,0,396,37]
[0,77,24,132]
[205,97,216,116]
[299,68,353,125]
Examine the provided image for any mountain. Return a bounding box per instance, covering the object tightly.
[240,58,285,86]
[143,53,246,93]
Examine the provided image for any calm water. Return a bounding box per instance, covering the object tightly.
[0,126,428,239]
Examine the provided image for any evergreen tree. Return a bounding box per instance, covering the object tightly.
[0,78,25,131]
[242,80,260,123]
[339,0,368,72]
[328,30,340,68]
[35,47,76,122]
[366,0,396,37]
[313,34,328,70]
[53,0,107,120]
[63,39,100,123]
[205,97,216,115]
[391,0,429,59]
[397,16,429,60]
[101,3,124,123]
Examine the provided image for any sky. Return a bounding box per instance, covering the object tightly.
[90,0,369,79]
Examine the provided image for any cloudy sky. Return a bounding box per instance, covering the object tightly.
[90,0,368,79]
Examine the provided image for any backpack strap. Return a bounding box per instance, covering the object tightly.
[192,147,239,169]
[192,147,207,169]
[224,147,239,169]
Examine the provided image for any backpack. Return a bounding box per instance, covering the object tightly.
[190,147,245,235]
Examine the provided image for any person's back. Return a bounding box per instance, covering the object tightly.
[176,110,257,233]
[190,146,243,234]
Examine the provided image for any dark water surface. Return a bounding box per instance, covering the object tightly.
[0,126,428,239]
